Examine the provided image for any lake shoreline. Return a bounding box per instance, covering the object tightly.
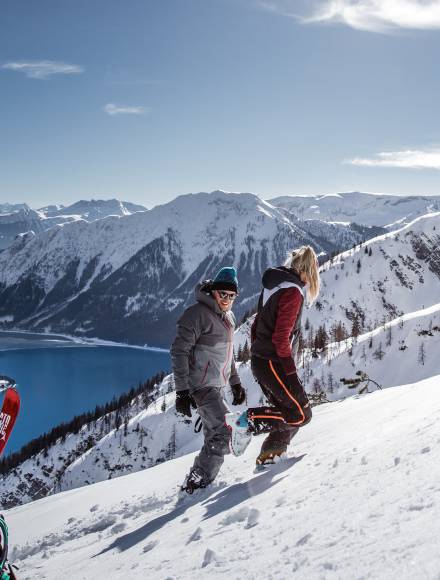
[0,329,170,353]
[0,332,171,453]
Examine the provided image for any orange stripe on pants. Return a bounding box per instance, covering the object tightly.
[268,360,306,426]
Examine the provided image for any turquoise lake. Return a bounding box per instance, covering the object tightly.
[0,332,171,454]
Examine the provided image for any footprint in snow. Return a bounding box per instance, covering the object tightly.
[81,515,117,535]
[361,456,367,466]
[187,527,202,543]
[245,508,260,529]
[220,507,250,526]
[142,540,159,553]
[90,504,99,513]
[421,446,431,454]
[110,522,127,535]
[296,533,312,546]
[323,562,336,571]
[394,457,401,466]
[202,548,217,568]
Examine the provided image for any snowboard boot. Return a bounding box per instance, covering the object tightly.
[180,468,207,495]
[256,446,287,466]
[225,410,253,457]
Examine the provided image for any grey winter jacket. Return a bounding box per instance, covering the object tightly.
[171,282,240,393]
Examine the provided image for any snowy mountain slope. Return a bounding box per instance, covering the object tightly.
[3,300,440,508]
[40,199,146,221]
[0,199,147,250]
[0,206,45,250]
[302,212,440,337]
[235,212,440,373]
[6,374,440,579]
[234,301,440,398]
[0,191,373,346]
[2,210,439,506]
[0,203,29,215]
[271,191,440,228]
[302,303,440,396]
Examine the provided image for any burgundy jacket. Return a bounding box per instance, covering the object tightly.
[251,267,305,375]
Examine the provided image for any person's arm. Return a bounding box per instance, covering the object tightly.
[170,307,201,392]
[272,287,303,375]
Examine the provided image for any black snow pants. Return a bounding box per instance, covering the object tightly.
[248,356,312,454]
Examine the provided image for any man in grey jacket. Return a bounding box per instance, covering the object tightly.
[171,267,246,494]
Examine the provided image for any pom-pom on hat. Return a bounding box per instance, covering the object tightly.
[211,267,238,294]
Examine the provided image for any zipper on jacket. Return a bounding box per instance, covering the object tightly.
[221,317,234,385]
[200,361,210,385]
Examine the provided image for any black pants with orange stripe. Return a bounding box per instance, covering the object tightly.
[248,356,312,452]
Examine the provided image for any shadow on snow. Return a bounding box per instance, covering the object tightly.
[96,454,305,556]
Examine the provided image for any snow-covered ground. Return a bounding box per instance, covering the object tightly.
[6,374,440,579]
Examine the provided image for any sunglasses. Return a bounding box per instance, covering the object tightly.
[216,290,237,301]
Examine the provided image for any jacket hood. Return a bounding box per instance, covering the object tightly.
[261,266,304,291]
[195,281,223,314]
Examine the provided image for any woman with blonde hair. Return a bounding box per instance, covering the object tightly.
[225,246,320,464]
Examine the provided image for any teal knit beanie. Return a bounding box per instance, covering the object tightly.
[211,267,238,293]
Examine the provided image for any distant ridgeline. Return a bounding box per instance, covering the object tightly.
[0,372,165,475]
[0,191,387,347]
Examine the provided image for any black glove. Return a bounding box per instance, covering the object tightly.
[231,383,246,405]
[175,389,196,417]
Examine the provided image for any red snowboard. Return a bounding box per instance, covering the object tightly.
[0,388,20,456]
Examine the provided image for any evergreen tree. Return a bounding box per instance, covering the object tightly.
[241,340,250,363]
[327,372,334,394]
[418,342,426,366]
[351,316,361,339]
[386,325,392,347]
[373,342,385,360]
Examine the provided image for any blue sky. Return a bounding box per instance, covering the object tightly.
[1,0,440,208]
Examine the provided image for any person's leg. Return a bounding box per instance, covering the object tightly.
[190,387,229,485]
[258,379,299,447]
[250,357,311,427]
[250,357,310,462]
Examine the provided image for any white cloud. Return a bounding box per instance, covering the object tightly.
[104,103,149,116]
[347,149,440,169]
[2,60,84,79]
[260,0,440,33]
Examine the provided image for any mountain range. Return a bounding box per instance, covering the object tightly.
[271,191,440,228]
[0,199,147,250]
[0,191,384,347]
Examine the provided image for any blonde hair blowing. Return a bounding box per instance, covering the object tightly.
[284,245,320,304]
